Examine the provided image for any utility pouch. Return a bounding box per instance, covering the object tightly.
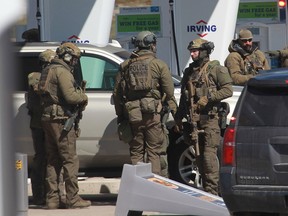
[51,104,57,118]
[140,97,159,113]
[125,100,142,123]
[117,119,133,143]
[218,102,230,129]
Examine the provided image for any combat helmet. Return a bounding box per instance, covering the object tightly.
[56,42,81,58]
[39,49,56,63]
[187,38,214,54]
[131,31,157,48]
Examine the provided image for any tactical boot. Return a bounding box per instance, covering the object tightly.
[33,198,46,206]
[46,202,59,209]
[67,198,91,209]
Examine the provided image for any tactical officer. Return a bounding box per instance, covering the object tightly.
[266,47,288,68]
[113,31,178,177]
[225,29,270,86]
[39,42,90,209]
[27,49,55,205]
[174,38,233,196]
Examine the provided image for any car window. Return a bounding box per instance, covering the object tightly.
[80,54,119,91]
[238,86,288,126]
[15,53,40,91]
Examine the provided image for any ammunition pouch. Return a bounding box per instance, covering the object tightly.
[125,100,142,123]
[117,119,133,143]
[218,102,230,129]
[140,97,160,114]
[42,104,67,120]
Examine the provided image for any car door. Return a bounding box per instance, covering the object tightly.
[235,85,288,185]
[75,52,131,168]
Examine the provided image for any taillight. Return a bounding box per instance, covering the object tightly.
[222,125,235,166]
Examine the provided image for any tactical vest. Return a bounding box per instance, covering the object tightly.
[27,72,42,120]
[123,54,157,100]
[189,61,218,99]
[38,64,75,120]
[188,60,220,114]
[38,64,54,97]
[243,52,264,75]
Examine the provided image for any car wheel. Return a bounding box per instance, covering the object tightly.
[231,213,279,216]
[167,133,202,189]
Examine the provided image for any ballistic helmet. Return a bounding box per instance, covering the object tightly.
[132,31,157,48]
[187,38,215,54]
[38,49,55,63]
[56,42,81,58]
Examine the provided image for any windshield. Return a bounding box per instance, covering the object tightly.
[238,86,288,126]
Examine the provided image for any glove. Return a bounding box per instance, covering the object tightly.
[266,50,280,58]
[197,96,208,111]
[80,99,88,111]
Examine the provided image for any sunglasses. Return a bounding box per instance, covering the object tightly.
[241,38,252,43]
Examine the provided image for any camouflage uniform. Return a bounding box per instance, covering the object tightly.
[27,72,46,205]
[39,43,90,209]
[175,38,233,195]
[225,29,270,86]
[113,31,177,177]
[27,49,55,205]
[278,49,288,67]
[267,48,288,68]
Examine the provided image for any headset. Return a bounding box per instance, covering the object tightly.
[131,32,157,48]
[201,41,215,54]
[57,46,74,62]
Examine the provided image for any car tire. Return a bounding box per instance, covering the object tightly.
[167,129,202,189]
[231,213,280,216]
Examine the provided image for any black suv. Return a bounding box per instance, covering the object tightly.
[220,69,288,216]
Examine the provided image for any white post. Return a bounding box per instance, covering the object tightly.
[285,3,288,47]
[0,1,25,216]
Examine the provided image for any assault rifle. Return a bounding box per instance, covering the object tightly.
[160,93,170,125]
[63,80,87,136]
[186,80,203,157]
[63,110,78,131]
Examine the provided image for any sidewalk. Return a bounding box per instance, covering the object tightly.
[27,178,188,216]
[27,177,120,216]
[28,177,121,196]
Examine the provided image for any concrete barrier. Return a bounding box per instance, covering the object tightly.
[115,163,229,216]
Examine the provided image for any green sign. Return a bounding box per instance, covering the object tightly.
[117,14,161,33]
[238,2,278,19]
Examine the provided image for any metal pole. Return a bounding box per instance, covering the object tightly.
[285,2,288,47]
[36,0,41,41]
[169,0,181,76]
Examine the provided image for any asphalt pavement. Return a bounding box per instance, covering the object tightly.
[27,177,119,216]
[26,177,190,216]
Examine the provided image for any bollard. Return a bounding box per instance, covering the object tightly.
[15,153,28,216]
